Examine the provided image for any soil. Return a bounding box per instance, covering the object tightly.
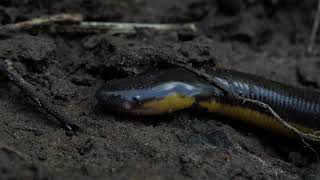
[1,0,320,179]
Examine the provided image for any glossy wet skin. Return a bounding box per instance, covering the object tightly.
[96,68,219,115]
[96,68,320,137]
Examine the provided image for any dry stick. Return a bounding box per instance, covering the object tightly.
[0,13,83,33]
[48,22,198,34]
[0,59,79,133]
[168,61,320,143]
[0,144,27,160]
[307,0,320,54]
[0,13,196,34]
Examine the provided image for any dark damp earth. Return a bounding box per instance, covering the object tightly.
[1,0,320,179]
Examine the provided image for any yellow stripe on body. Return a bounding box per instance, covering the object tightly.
[199,100,316,137]
[142,93,195,114]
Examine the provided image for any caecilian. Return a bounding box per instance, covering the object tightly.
[96,68,320,137]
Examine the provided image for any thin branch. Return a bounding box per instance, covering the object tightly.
[0,13,83,33]
[0,144,27,160]
[0,13,197,34]
[168,61,320,143]
[307,0,320,54]
[48,22,198,34]
[0,59,80,133]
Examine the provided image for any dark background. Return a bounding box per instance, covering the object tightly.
[0,0,320,179]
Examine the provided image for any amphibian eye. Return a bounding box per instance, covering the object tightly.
[133,95,141,101]
[96,67,320,140]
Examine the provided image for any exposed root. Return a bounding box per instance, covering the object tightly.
[248,153,298,179]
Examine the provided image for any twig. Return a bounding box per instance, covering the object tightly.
[0,13,196,35]
[48,22,198,34]
[0,59,80,133]
[0,13,83,33]
[307,0,320,54]
[0,144,27,160]
[168,61,320,143]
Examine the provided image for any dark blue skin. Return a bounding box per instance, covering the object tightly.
[96,68,320,131]
[96,68,218,114]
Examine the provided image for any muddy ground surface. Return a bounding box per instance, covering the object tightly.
[1,0,320,179]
